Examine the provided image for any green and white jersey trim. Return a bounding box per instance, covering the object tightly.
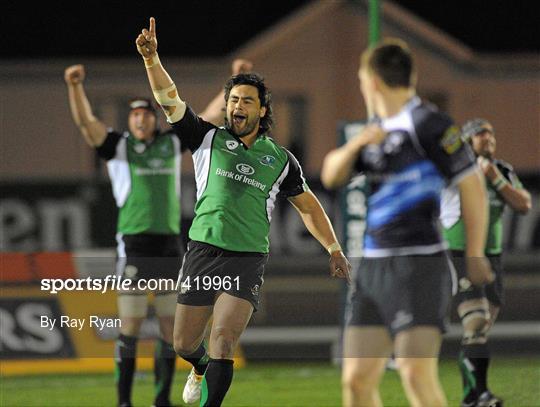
[171,136,182,201]
[107,136,131,207]
[440,159,522,254]
[192,129,217,200]
[100,130,182,235]
[266,162,293,222]
[171,108,307,253]
[440,184,460,230]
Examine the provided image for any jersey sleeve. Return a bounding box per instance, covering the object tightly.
[280,149,310,198]
[161,128,188,152]
[413,109,475,184]
[95,129,122,160]
[170,105,216,153]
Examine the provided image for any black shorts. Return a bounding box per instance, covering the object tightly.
[345,252,453,336]
[177,241,268,311]
[450,250,504,306]
[116,233,183,284]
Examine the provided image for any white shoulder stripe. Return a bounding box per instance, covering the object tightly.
[192,128,217,200]
[107,137,131,207]
[171,135,182,200]
[284,147,307,186]
[266,162,290,223]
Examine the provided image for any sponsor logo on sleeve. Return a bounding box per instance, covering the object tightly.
[441,125,462,154]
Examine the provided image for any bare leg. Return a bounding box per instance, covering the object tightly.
[342,326,393,407]
[173,303,213,355]
[200,292,253,407]
[208,292,253,359]
[394,327,446,407]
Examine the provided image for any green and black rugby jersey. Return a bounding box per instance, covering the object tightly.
[96,129,182,235]
[440,159,523,255]
[171,106,308,253]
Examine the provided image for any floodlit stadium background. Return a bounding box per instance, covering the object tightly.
[1,1,539,405]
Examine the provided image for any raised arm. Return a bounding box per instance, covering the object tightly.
[288,191,351,283]
[458,169,495,286]
[135,17,186,124]
[321,125,384,189]
[64,65,107,147]
[200,59,253,126]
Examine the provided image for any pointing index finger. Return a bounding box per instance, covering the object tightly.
[149,17,156,35]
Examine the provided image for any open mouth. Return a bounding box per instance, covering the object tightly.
[232,113,246,126]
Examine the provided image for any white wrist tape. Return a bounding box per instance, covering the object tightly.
[153,83,186,123]
[327,242,342,254]
[143,54,160,68]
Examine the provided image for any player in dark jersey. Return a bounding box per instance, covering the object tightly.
[322,39,494,407]
[441,119,531,407]
[136,18,351,407]
[65,60,252,407]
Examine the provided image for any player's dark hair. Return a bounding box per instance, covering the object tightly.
[361,38,416,88]
[224,73,273,135]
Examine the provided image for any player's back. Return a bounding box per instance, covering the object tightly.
[355,97,475,257]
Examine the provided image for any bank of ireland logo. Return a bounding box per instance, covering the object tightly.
[226,140,239,150]
[148,158,164,168]
[259,155,276,167]
[236,163,255,175]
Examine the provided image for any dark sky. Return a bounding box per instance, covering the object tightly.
[5,0,539,59]
[394,0,539,53]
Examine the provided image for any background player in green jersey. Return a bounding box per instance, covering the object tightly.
[441,119,531,407]
[64,59,252,407]
[136,17,351,407]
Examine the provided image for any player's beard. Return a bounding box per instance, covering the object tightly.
[479,141,495,160]
[227,113,260,138]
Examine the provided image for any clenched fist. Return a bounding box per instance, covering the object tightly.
[136,17,158,58]
[64,64,85,85]
[232,59,253,75]
[477,156,500,182]
[466,256,495,287]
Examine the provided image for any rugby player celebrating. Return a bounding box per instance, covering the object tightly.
[136,17,351,406]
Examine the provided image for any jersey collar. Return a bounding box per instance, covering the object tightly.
[225,127,266,150]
